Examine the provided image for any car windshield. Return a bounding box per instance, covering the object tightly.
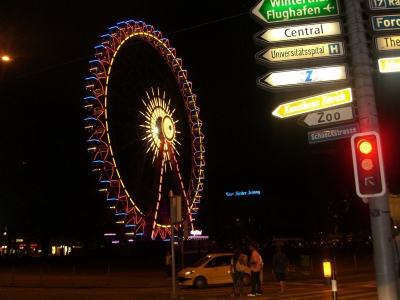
[191,256,211,267]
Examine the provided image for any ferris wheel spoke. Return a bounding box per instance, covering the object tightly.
[167,144,192,224]
[143,139,168,239]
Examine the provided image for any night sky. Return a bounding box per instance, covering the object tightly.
[1,0,399,243]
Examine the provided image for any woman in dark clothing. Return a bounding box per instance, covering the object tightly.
[230,248,245,297]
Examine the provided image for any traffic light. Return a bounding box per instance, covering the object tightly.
[351,131,386,198]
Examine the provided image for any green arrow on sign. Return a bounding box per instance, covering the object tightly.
[251,0,340,25]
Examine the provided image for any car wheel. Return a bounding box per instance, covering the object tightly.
[243,274,251,286]
[194,276,207,288]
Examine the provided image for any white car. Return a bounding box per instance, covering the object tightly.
[178,253,251,288]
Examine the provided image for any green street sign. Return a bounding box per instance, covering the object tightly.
[251,0,340,25]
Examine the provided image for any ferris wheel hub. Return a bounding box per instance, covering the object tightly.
[162,115,175,142]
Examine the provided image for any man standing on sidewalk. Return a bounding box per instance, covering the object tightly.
[272,246,289,292]
[247,244,262,297]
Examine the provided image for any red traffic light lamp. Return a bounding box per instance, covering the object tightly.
[351,131,386,198]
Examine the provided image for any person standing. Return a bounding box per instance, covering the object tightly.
[166,251,172,280]
[393,222,400,295]
[259,255,264,285]
[247,244,262,297]
[230,248,245,297]
[272,246,289,292]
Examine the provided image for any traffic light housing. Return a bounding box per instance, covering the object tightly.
[351,131,386,198]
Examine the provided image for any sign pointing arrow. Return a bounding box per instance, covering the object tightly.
[370,14,400,32]
[374,35,400,52]
[257,64,348,91]
[378,57,400,73]
[298,105,354,127]
[255,40,346,67]
[250,0,340,25]
[272,88,353,118]
[368,0,400,10]
[253,20,342,45]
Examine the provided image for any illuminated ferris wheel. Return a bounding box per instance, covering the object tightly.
[83,20,205,241]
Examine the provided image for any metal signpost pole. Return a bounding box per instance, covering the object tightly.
[181,237,184,270]
[169,191,177,299]
[170,222,177,298]
[344,0,398,298]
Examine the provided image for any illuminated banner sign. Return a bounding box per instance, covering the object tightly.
[374,35,400,52]
[272,88,353,118]
[225,190,261,197]
[368,0,400,10]
[251,0,339,25]
[257,64,348,91]
[308,123,360,144]
[255,40,346,67]
[378,57,400,72]
[253,20,342,45]
[371,15,400,31]
[190,230,202,236]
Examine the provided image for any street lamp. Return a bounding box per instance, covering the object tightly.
[169,190,178,299]
[323,259,332,286]
[1,56,10,62]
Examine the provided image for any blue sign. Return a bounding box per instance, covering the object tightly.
[226,190,261,197]
[308,123,360,144]
[371,15,400,31]
[369,0,400,10]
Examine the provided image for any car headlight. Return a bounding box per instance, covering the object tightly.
[184,270,195,276]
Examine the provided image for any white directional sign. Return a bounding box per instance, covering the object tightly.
[374,35,400,52]
[272,88,353,118]
[378,57,400,72]
[255,40,346,67]
[298,105,354,127]
[253,20,342,45]
[257,64,348,91]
